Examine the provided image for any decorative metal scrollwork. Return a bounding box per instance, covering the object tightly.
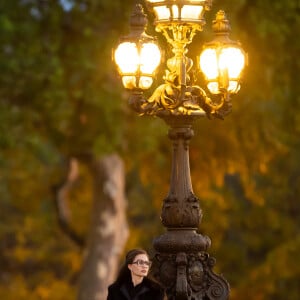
[153,252,229,300]
[129,72,232,119]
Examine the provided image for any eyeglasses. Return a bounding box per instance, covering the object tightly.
[132,259,152,267]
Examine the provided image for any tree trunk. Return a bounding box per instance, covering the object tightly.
[78,154,129,300]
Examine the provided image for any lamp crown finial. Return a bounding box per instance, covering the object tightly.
[130,4,148,33]
[212,10,231,36]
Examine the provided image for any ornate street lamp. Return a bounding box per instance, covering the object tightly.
[114,1,246,299]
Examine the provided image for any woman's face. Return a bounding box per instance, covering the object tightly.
[128,253,151,278]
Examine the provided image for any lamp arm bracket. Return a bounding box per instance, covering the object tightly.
[128,83,232,119]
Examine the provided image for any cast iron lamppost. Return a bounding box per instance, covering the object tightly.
[114,1,246,299]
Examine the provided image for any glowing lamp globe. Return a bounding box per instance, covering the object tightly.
[199,10,246,94]
[145,0,212,25]
[114,41,161,90]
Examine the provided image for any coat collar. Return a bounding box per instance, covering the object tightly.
[120,281,150,300]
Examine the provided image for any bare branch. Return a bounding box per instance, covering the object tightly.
[53,157,85,247]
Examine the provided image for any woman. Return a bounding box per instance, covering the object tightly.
[107,249,165,300]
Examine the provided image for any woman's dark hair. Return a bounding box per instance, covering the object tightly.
[115,249,149,285]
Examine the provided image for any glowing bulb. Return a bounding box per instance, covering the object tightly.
[140,43,161,74]
[114,42,139,74]
[219,47,245,78]
[139,77,153,89]
[181,5,203,20]
[199,49,218,80]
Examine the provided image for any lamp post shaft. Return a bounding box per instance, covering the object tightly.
[153,117,230,300]
[162,117,201,229]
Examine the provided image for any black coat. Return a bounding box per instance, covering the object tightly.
[107,277,165,300]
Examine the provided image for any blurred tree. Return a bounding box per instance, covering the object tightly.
[77,155,128,300]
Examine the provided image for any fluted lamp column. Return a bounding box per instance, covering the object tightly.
[114,1,247,299]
